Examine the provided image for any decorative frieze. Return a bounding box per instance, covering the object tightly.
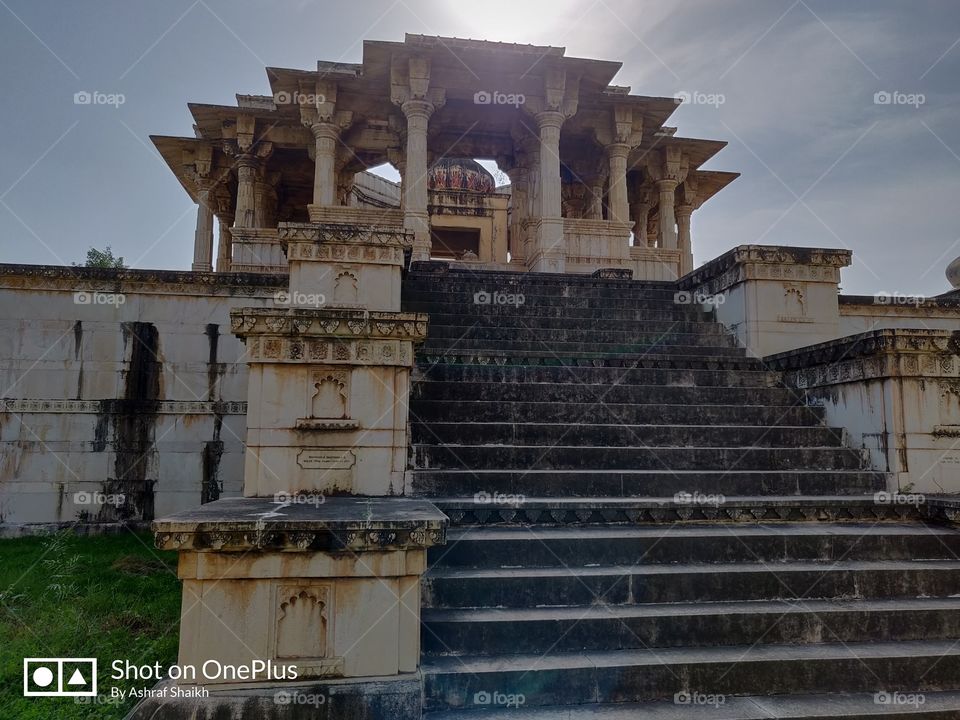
[0,263,285,297]
[2,398,246,415]
[230,308,428,341]
[279,222,412,248]
[765,329,960,388]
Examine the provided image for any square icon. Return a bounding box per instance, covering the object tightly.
[24,658,97,697]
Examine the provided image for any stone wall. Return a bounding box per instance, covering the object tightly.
[840,294,960,335]
[0,264,285,528]
[766,329,960,493]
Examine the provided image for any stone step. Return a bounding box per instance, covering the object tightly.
[412,382,801,405]
[411,423,844,448]
[402,284,683,300]
[421,597,960,656]
[418,353,767,370]
[422,559,960,608]
[416,363,782,387]
[406,268,674,289]
[410,401,824,425]
[410,470,886,498]
[427,495,912,526]
[429,523,960,569]
[422,314,728,334]
[425,324,738,347]
[421,640,960,710]
[413,445,868,471]
[404,303,714,322]
[404,295,704,313]
[419,340,747,357]
[422,691,960,718]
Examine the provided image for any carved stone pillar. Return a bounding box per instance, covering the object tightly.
[191,183,215,272]
[310,122,340,207]
[401,99,435,261]
[655,179,679,249]
[606,143,631,225]
[215,213,234,272]
[675,204,694,275]
[227,142,273,229]
[505,164,530,265]
[533,110,566,270]
[254,171,280,229]
[646,146,688,251]
[630,190,653,247]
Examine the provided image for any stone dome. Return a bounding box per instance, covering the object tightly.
[948,255,960,289]
[428,157,495,193]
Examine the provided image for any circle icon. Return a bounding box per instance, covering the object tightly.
[32,666,54,687]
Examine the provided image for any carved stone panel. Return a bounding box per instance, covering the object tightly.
[274,583,333,660]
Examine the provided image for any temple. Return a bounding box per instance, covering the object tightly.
[154,34,736,278]
[5,31,960,720]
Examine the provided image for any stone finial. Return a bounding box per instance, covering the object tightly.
[948,255,960,289]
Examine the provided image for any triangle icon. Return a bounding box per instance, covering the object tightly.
[67,668,86,685]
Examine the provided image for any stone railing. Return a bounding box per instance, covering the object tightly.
[630,246,682,281]
[765,328,960,493]
[231,227,286,272]
[307,204,405,228]
[562,218,632,273]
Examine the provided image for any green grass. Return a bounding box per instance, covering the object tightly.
[0,531,181,719]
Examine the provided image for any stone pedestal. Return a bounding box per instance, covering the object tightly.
[678,245,852,357]
[143,219,442,719]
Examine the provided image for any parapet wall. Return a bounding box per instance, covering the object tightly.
[0,264,285,527]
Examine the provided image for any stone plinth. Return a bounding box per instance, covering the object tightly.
[230,307,426,496]
[765,329,960,492]
[136,497,445,719]
[280,223,409,312]
[154,497,445,684]
[679,245,852,356]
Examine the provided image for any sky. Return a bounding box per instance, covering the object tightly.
[0,0,958,296]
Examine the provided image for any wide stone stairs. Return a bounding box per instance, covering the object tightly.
[402,268,960,718]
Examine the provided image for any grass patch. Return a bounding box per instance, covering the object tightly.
[0,530,181,719]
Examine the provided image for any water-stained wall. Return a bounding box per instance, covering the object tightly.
[0,265,285,527]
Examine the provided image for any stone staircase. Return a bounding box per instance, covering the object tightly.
[402,268,960,718]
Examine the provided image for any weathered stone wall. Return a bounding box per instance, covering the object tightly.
[839,295,960,335]
[0,265,285,527]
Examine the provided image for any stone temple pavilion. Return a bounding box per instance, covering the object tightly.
[154,33,736,280]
